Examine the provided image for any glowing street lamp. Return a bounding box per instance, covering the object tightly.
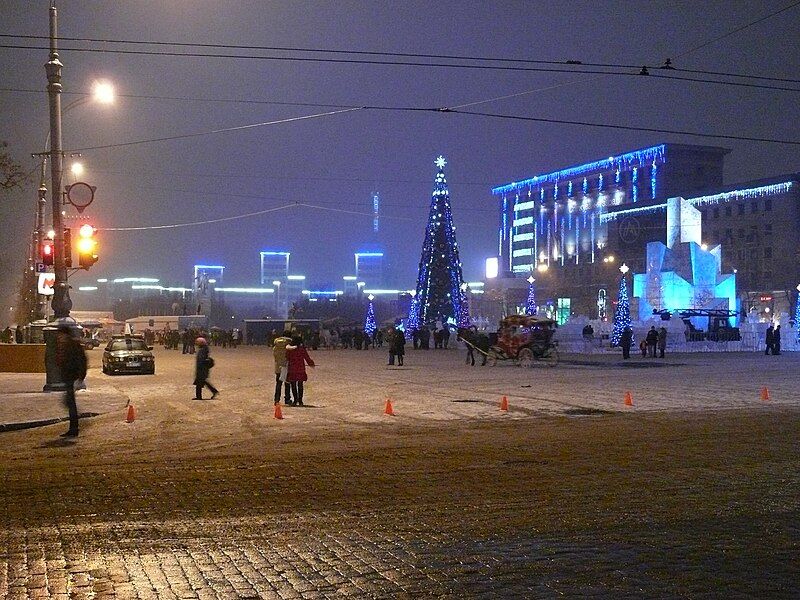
[619,263,629,275]
[70,161,84,177]
[92,80,115,105]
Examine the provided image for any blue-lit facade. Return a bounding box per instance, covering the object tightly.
[493,144,729,276]
[491,144,800,318]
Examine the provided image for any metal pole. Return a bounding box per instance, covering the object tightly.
[45,0,71,319]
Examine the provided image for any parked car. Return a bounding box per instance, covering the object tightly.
[102,335,155,375]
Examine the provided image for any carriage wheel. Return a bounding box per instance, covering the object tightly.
[541,346,560,367]
[517,347,534,368]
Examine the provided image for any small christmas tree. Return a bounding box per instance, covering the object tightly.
[408,156,468,329]
[525,275,537,316]
[795,286,800,342]
[611,264,632,346]
[364,295,377,336]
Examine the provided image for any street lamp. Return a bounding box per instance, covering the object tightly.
[619,263,629,275]
[70,161,84,177]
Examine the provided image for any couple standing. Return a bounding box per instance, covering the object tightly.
[273,331,315,406]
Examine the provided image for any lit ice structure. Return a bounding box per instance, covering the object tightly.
[632,197,737,329]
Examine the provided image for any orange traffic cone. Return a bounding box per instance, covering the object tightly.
[125,404,136,423]
[624,391,633,407]
[760,387,770,401]
[500,396,509,411]
[274,403,284,419]
[384,398,395,416]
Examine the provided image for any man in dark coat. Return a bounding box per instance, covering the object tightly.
[773,325,782,355]
[645,326,659,358]
[391,328,406,366]
[765,324,775,355]
[620,327,633,360]
[194,337,218,399]
[55,325,87,437]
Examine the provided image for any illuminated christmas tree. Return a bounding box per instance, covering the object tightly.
[408,156,468,328]
[611,264,632,346]
[525,275,537,316]
[364,295,377,336]
[795,284,800,341]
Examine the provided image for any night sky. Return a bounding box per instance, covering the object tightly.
[1,1,799,314]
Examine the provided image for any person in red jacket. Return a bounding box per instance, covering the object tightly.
[286,335,315,406]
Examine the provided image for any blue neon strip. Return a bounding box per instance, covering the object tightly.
[492,144,666,194]
[600,181,796,223]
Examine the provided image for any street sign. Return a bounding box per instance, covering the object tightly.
[37,272,55,296]
[35,262,46,273]
[65,181,96,213]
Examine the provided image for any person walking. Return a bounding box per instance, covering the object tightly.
[286,335,315,406]
[442,325,451,349]
[646,326,658,358]
[193,337,218,399]
[272,330,293,405]
[764,324,775,355]
[392,327,406,366]
[55,325,87,437]
[773,324,782,355]
[657,326,668,358]
[388,327,397,365]
[620,326,633,360]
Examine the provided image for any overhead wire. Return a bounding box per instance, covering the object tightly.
[2,42,800,94]
[68,106,363,152]
[3,32,800,86]
[672,0,800,59]
[58,103,800,153]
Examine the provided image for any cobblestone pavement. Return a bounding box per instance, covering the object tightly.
[1,348,798,597]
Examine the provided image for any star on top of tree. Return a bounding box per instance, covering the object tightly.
[435,155,447,169]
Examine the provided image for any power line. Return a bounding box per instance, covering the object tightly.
[673,0,800,59]
[4,33,800,86]
[446,108,800,146]
[69,106,363,152]
[63,103,800,153]
[101,202,297,230]
[2,42,800,94]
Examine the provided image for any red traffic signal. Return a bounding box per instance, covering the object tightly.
[41,239,54,265]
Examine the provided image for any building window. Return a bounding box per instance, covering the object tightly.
[556,298,571,326]
[751,201,758,214]
[738,204,745,216]
[725,228,732,240]
[749,248,758,259]
[737,249,745,260]
[763,271,772,282]
[713,207,720,219]
[725,206,732,217]
[737,228,744,239]
[764,198,772,211]
[764,247,772,258]
[765,224,773,235]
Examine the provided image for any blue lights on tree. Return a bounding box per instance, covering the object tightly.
[525,276,537,316]
[408,156,468,329]
[611,265,632,346]
[364,297,377,336]
[795,287,800,342]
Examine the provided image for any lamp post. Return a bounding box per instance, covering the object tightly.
[32,73,114,320]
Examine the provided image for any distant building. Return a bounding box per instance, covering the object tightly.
[489,143,800,320]
[355,252,384,287]
[259,251,290,285]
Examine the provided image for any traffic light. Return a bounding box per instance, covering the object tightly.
[41,231,55,266]
[77,224,98,269]
[63,228,72,268]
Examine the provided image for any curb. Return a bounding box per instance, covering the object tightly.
[0,412,100,433]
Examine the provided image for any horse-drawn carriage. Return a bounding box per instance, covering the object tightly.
[485,315,559,367]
